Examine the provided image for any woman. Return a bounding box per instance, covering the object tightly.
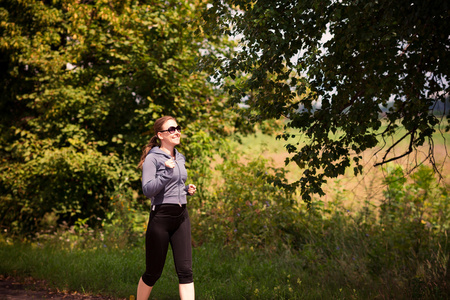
[136,116,196,300]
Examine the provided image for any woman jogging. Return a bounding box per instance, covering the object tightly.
[136,116,196,300]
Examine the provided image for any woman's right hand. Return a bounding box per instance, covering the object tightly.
[165,158,176,169]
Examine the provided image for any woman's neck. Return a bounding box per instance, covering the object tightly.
[160,145,175,157]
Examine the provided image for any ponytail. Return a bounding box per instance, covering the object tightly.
[138,135,159,169]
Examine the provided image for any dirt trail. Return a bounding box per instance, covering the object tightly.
[0,276,121,300]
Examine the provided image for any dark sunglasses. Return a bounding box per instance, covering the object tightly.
[159,125,181,134]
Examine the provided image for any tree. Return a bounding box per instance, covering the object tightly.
[201,0,450,202]
[0,0,235,233]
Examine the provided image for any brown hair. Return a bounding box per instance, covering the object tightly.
[138,116,176,169]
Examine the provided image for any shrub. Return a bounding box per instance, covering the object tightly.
[190,148,298,251]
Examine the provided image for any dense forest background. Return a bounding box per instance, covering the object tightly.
[0,0,245,234]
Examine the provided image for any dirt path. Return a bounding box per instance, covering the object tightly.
[0,276,122,300]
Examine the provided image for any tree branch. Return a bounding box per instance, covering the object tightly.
[374,129,415,167]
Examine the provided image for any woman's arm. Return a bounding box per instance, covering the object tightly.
[142,156,174,198]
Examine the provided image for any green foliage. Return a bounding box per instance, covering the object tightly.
[379,165,450,257]
[292,165,449,298]
[190,146,298,251]
[0,0,238,234]
[201,0,450,202]
[0,146,122,233]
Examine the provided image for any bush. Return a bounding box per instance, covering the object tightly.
[190,148,298,251]
[0,146,131,235]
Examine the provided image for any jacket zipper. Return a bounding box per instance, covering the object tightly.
[174,157,182,206]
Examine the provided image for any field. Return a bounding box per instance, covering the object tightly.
[231,123,450,207]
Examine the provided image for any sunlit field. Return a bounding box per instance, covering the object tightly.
[231,120,450,208]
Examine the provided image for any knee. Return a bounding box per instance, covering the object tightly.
[177,268,193,284]
[142,271,162,287]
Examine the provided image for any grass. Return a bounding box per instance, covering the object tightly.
[0,239,389,299]
[2,203,448,300]
[0,242,308,299]
[0,243,140,297]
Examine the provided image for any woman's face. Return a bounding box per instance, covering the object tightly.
[158,119,181,147]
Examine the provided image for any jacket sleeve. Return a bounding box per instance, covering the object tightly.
[142,155,174,198]
[177,153,191,196]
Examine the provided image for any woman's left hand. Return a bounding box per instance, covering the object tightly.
[187,184,197,195]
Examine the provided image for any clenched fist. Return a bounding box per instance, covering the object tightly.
[187,184,197,195]
[165,158,176,169]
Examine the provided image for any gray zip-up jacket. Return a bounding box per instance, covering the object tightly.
[142,146,190,206]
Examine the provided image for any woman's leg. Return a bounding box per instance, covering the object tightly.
[137,277,153,300]
[179,282,195,300]
[170,209,194,299]
[139,207,171,298]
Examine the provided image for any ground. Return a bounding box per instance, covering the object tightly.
[0,276,122,300]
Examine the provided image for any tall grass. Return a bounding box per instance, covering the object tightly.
[0,240,366,299]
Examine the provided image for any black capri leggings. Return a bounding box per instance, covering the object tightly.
[141,204,193,287]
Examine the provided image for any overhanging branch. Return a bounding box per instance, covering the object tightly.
[374,129,415,167]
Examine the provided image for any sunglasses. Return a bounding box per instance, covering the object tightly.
[159,125,181,134]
